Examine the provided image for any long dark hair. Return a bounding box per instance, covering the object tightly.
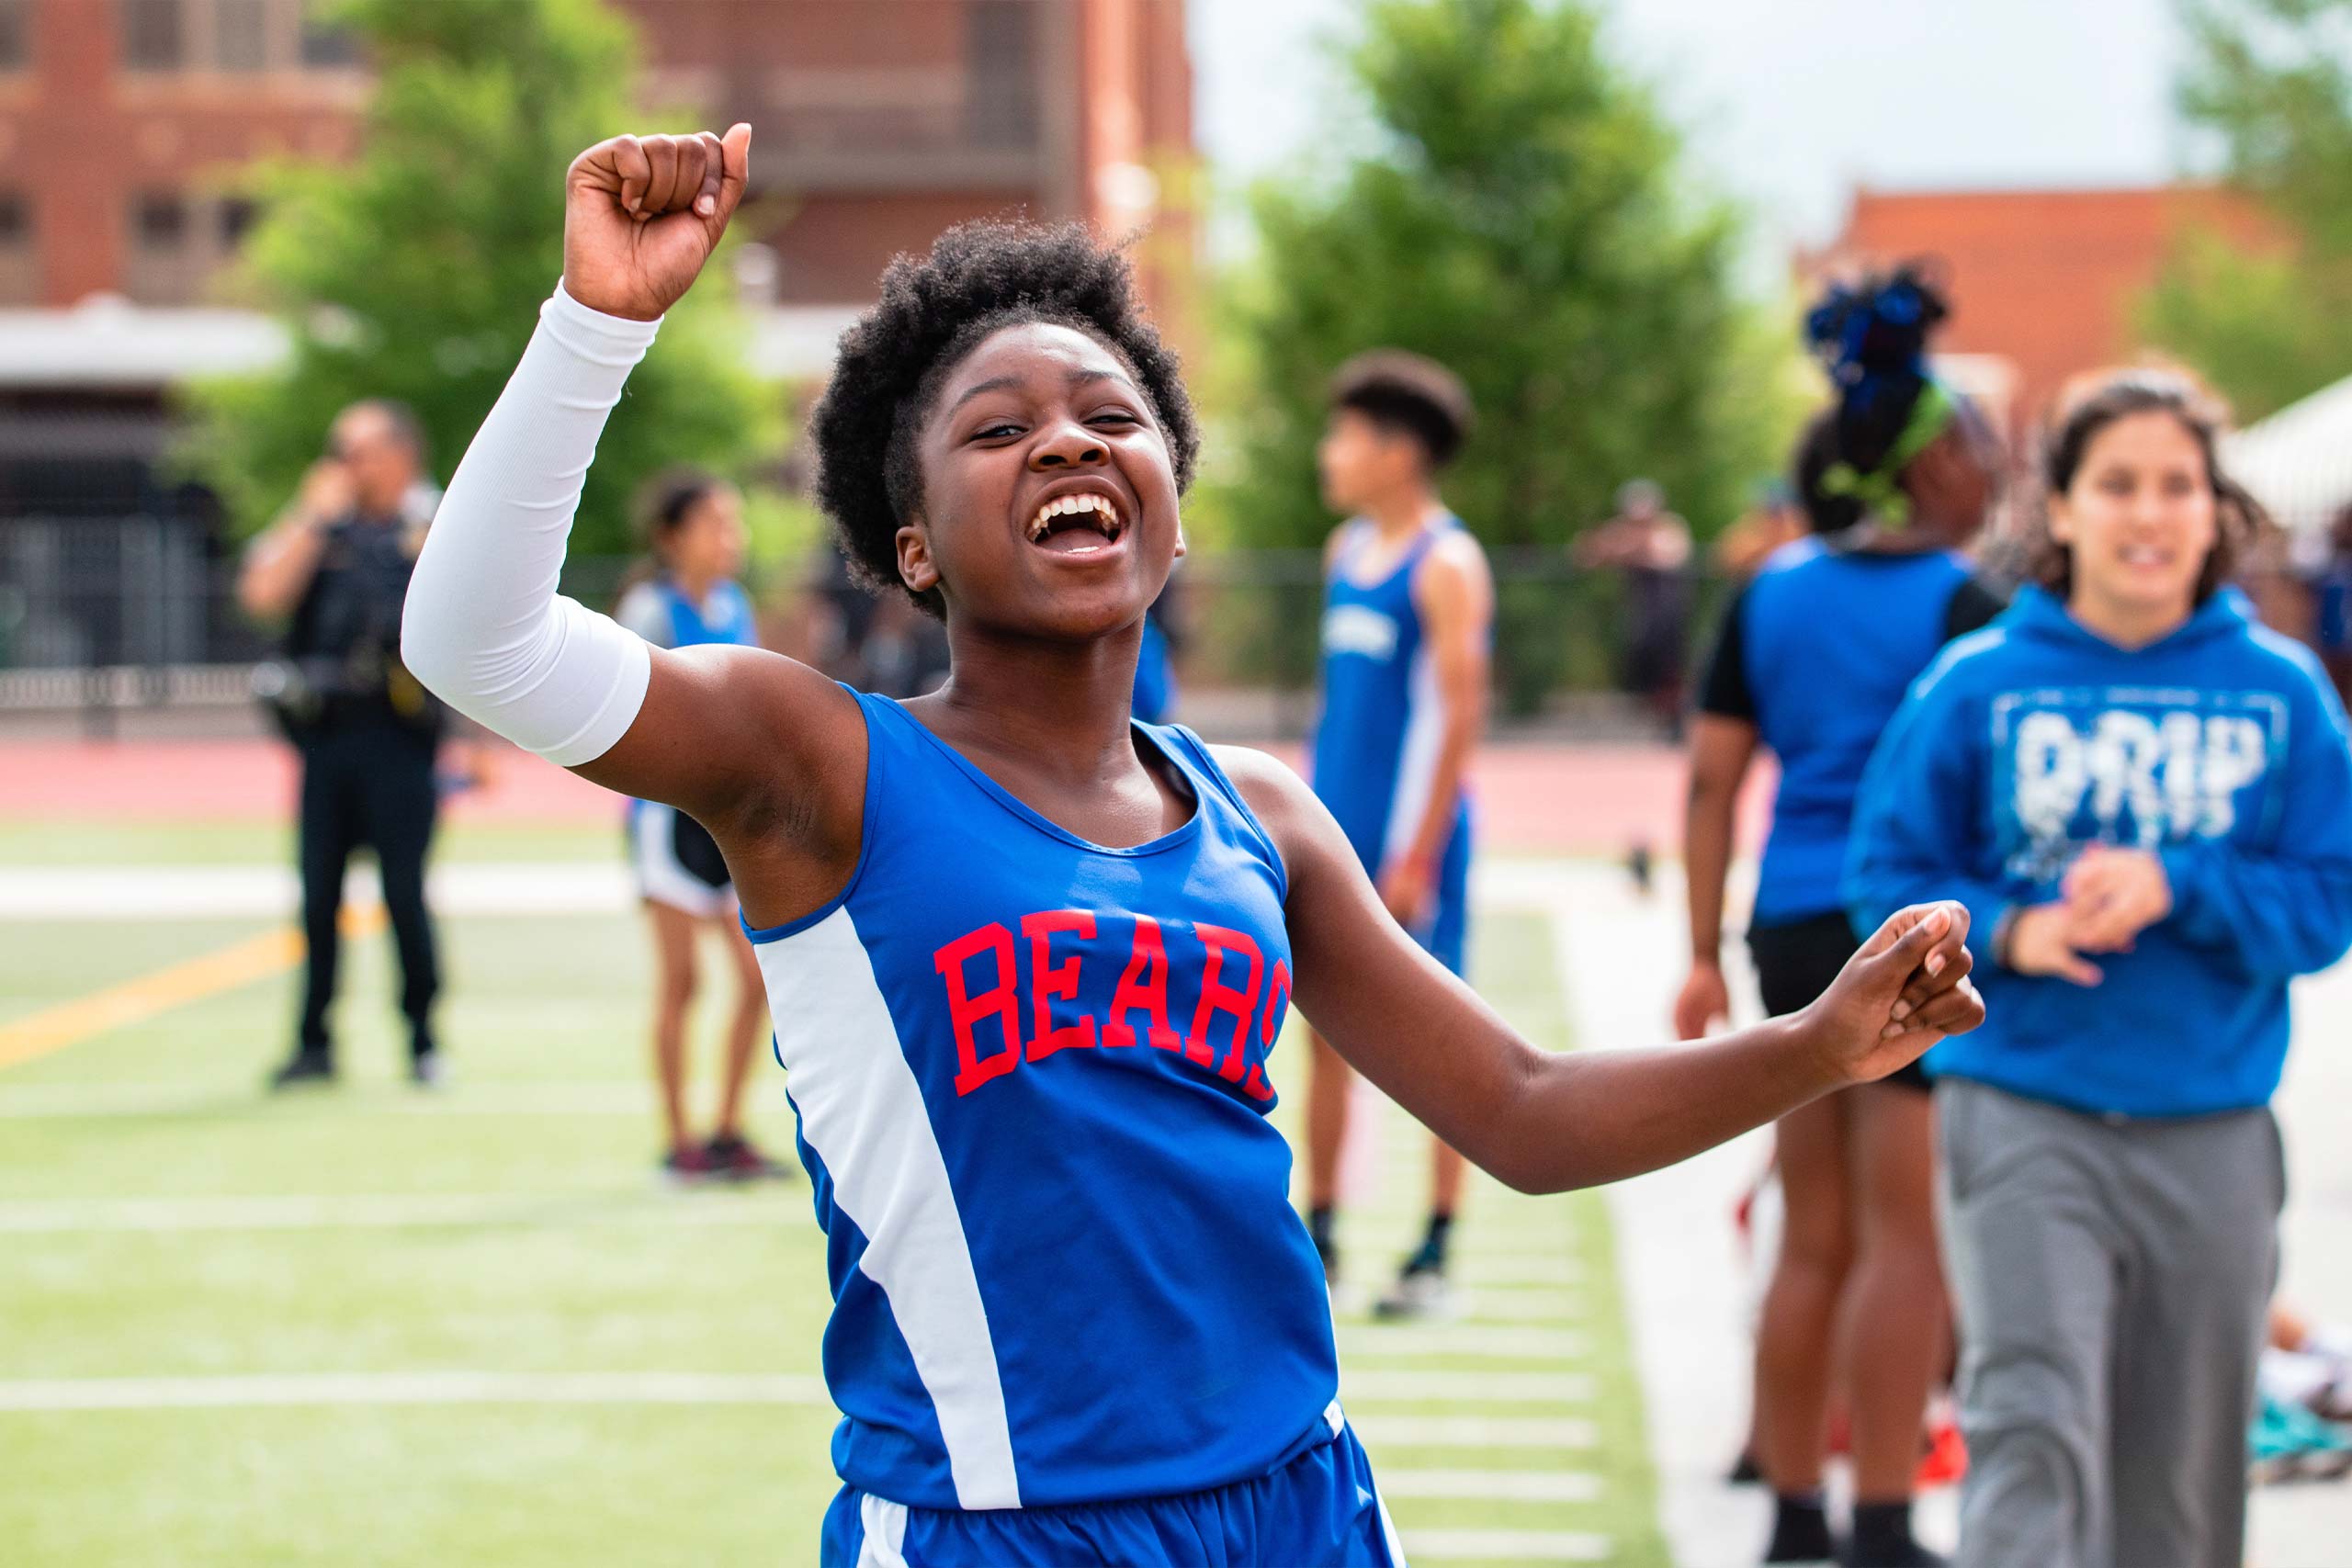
[2031,372,2267,605]
[614,467,728,607]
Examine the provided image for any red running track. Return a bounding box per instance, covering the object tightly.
[0,736,1773,857]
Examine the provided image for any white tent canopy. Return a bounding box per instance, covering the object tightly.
[2225,372,2352,542]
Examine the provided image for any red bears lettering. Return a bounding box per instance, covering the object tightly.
[933,910,1290,1101]
[1023,909,1098,1062]
[1104,914,1183,1052]
[1190,922,1265,1076]
[1243,960,1291,1102]
[935,923,1023,1097]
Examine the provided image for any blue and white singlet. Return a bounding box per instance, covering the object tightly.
[745,691,1338,1511]
[1308,517,1474,971]
[617,577,760,914]
[616,574,756,654]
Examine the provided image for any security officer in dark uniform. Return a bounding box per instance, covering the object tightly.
[240,400,451,1089]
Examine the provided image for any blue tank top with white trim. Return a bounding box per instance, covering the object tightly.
[1310,517,1474,875]
[618,578,757,828]
[744,689,1337,1511]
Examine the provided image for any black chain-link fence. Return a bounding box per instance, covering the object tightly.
[0,520,1734,740]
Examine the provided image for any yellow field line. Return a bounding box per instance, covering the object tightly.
[0,906,388,1072]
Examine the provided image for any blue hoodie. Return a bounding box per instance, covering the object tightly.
[1846,585,2352,1119]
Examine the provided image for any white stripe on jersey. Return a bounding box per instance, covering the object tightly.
[752,907,1022,1511]
[1382,640,1447,874]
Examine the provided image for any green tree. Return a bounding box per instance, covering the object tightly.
[2142,0,2352,419]
[186,0,773,561]
[1216,0,1793,561]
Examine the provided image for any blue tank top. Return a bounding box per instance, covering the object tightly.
[618,576,756,651]
[619,578,757,823]
[744,691,1337,1511]
[1309,518,1473,874]
[1741,539,1976,923]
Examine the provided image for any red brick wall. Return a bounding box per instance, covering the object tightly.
[0,0,361,306]
[1804,186,2282,431]
[0,0,1194,321]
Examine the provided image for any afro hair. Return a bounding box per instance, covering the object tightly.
[808,219,1200,616]
[1329,350,1475,468]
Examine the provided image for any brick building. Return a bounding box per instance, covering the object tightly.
[0,0,1194,507]
[1801,185,2280,434]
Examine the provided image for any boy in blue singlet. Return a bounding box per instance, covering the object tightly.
[403,123,1984,1566]
[1301,353,1493,1319]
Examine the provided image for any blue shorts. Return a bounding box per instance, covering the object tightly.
[820,1414,1405,1567]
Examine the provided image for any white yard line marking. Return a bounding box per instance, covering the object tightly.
[0,1191,797,1234]
[0,1082,653,1119]
[1398,1529,1612,1562]
[0,1371,829,1412]
[1337,1326,1586,1361]
[1461,1290,1584,1323]
[1378,1469,1601,1503]
[1344,1371,1592,1404]
[1351,1414,1598,1449]
[1454,1256,1584,1285]
[0,863,633,921]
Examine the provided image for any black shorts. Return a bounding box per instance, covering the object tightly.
[1747,911,1930,1092]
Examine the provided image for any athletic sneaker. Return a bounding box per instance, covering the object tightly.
[1915,1404,1967,1489]
[1763,1495,1835,1565]
[267,1051,335,1090]
[408,1051,447,1090]
[661,1144,718,1185]
[703,1132,787,1182]
[1840,1539,1946,1568]
[1373,1258,1455,1321]
[2250,1390,2352,1483]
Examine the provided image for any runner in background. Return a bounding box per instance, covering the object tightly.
[1299,351,1492,1320]
[615,468,783,1182]
[1677,268,2004,1568]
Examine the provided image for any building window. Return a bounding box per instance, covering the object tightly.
[120,0,185,70]
[967,0,1038,149]
[216,0,266,71]
[0,193,29,247]
[299,2,357,68]
[0,0,29,73]
[219,196,260,246]
[134,192,187,251]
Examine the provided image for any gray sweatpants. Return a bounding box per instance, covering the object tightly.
[1938,1078,2282,1568]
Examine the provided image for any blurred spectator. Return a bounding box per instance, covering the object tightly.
[1574,479,1694,738]
[239,401,457,1090]
[803,542,948,697]
[2306,505,2352,704]
[1712,480,1806,581]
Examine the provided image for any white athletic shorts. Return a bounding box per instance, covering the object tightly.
[628,800,735,919]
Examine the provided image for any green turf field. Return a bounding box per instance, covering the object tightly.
[0,834,1665,1567]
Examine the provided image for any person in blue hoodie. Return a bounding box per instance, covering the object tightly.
[1847,370,2352,1568]
[1679,266,2003,1568]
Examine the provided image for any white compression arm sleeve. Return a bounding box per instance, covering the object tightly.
[401,284,662,766]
